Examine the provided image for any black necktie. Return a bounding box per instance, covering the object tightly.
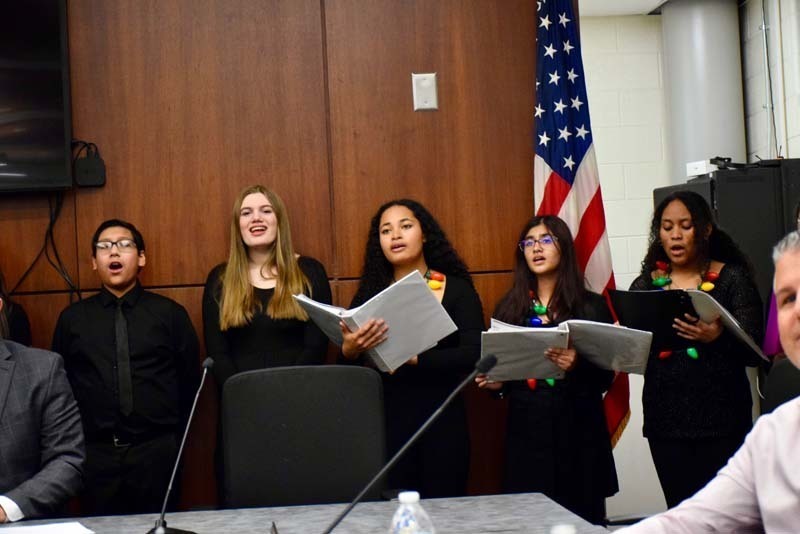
[115,300,133,416]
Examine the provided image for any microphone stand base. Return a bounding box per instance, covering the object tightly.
[145,524,197,534]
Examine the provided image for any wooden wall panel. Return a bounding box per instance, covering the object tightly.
[0,193,78,293]
[12,293,73,349]
[1,0,541,510]
[67,0,332,289]
[467,272,513,494]
[326,0,536,277]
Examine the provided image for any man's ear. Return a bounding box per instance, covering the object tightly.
[138,252,146,269]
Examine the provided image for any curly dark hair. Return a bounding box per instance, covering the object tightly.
[351,199,472,307]
[640,191,755,279]
[494,215,584,324]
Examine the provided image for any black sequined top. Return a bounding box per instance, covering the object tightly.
[630,263,764,439]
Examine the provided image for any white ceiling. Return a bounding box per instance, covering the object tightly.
[578,0,667,17]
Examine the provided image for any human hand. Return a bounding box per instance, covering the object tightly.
[386,355,419,375]
[475,373,504,391]
[0,505,7,523]
[674,313,722,343]
[545,346,577,371]
[340,318,388,358]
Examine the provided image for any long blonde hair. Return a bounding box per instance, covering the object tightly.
[218,185,310,329]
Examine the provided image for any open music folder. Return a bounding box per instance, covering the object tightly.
[609,289,767,362]
[293,270,457,372]
[481,318,652,381]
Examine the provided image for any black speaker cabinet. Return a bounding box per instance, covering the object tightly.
[653,159,800,309]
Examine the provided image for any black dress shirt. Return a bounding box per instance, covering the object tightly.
[52,283,200,440]
[5,299,32,346]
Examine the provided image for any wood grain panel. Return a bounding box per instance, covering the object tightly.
[67,0,332,288]
[11,292,74,349]
[0,192,78,293]
[466,271,513,494]
[326,0,536,277]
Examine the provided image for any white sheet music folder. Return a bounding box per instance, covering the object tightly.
[481,318,566,381]
[481,318,652,379]
[294,270,457,372]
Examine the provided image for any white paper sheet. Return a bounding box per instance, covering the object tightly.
[294,270,457,372]
[687,290,768,361]
[0,522,94,534]
[481,318,567,381]
[562,319,652,375]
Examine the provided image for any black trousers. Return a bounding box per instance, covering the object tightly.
[648,434,747,508]
[82,433,179,516]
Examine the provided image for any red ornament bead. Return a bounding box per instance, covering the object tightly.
[705,271,719,282]
[526,378,538,390]
[529,290,536,299]
[430,271,445,282]
[655,261,669,271]
[658,350,672,360]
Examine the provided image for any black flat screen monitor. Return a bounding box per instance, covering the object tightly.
[0,0,72,193]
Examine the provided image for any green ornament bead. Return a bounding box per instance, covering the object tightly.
[533,304,547,315]
[686,347,699,359]
[545,378,556,387]
[653,277,671,287]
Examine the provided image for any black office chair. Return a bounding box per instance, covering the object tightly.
[221,365,386,508]
[761,358,800,414]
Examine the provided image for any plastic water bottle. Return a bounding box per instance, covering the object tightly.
[389,491,436,534]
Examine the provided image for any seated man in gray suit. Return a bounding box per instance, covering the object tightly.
[0,297,85,522]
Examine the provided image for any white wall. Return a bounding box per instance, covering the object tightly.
[741,0,800,159]
[580,14,669,519]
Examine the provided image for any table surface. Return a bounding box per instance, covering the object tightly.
[9,493,609,534]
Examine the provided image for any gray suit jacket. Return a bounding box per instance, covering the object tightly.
[0,340,85,519]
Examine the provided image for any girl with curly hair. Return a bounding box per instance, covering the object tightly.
[341,199,483,497]
[630,190,763,507]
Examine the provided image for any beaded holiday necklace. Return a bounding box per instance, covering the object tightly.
[524,289,556,390]
[651,260,719,291]
[424,269,445,290]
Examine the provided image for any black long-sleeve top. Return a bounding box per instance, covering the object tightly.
[630,262,764,439]
[52,283,201,440]
[5,300,32,346]
[202,256,332,387]
[502,291,619,504]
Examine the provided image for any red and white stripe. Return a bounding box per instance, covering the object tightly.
[534,146,614,294]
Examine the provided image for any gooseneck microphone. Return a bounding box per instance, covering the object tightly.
[321,354,498,534]
[146,357,214,534]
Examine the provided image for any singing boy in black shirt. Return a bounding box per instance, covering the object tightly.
[52,219,200,515]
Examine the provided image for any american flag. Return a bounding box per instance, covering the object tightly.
[533,0,630,444]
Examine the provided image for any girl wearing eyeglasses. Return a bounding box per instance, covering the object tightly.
[340,199,484,498]
[476,214,618,525]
